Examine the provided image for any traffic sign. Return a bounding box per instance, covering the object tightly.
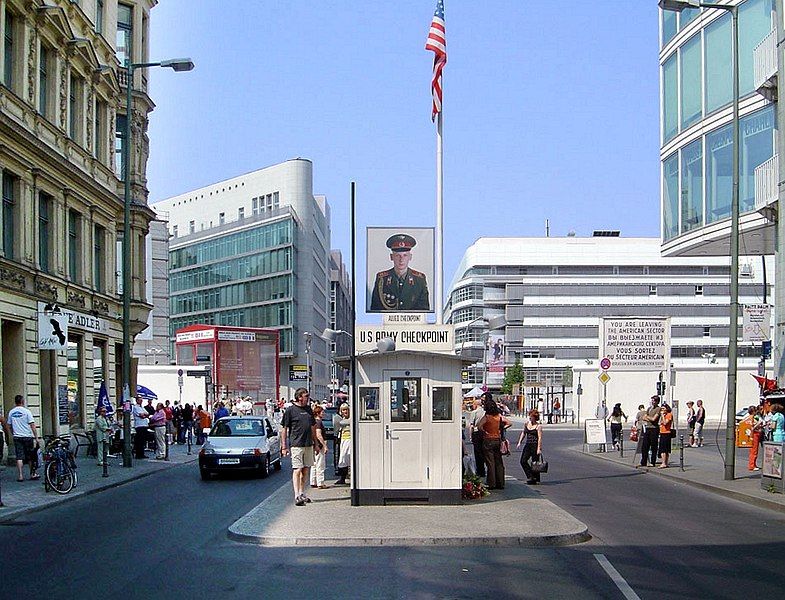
[598,372,611,385]
[600,357,611,371]
[177,369,184,376]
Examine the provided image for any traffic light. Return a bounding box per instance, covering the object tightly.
[762,340,772,359]
[656,381,666,396]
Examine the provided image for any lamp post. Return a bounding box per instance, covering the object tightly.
[303,332,312,397]
[659,0,740,480]
[121,58,194,467]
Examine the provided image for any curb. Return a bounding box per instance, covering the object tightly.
[576,446,785,515]
[0,456,198,524]
[227,526,591,548]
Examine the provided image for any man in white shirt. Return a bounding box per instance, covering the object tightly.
[132,397,149,459]
[7,394,40,481]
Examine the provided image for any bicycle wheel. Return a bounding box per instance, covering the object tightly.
[45,461,75,494]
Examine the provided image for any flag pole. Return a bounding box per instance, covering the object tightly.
[435,111,444,324]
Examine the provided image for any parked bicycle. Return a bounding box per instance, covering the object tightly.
[43,435,77,494]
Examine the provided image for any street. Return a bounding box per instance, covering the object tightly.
[1,428,783,599]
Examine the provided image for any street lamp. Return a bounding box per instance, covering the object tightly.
[303,331,312,397]
[121,57,194,467]
[321,328,353,406]
[659,0,740,480]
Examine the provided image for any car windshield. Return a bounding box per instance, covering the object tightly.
[211,419,265,437]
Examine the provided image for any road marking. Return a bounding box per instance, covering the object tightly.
[593,554,641,600]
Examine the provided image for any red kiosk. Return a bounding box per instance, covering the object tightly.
[174,325,279,406]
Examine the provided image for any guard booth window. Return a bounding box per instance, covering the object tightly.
[390,378,421,422]
[432,387,452,421]
[359,387,380,421]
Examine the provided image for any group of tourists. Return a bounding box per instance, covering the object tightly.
[739,401,785,471]
[466,392,546,488]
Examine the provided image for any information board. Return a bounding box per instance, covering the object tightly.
[743,304,772,343]
[600,317,670,372]
[762,442,783,479]
[584,419,608,445]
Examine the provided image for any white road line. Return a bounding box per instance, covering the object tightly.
[593,553,641,600]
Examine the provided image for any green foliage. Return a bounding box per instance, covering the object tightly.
[501,357,525,395]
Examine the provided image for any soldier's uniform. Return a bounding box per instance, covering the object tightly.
[370,234,430,311]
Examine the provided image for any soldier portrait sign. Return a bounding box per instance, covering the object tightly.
[367,227,435,313]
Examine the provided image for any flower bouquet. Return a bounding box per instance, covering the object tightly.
[462,472,489,500]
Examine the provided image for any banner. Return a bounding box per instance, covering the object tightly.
[486,334,504,373]
[95,381,114,416]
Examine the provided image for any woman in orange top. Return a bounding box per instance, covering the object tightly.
[476,392,511,489]
[658,403,674,468]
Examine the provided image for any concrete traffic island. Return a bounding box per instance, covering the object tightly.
[228,477,590,547]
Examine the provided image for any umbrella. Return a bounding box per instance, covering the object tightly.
[136,385,158,402]
[464,386,484,398]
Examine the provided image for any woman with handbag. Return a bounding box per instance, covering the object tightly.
[476,393,510,490]
[658,403,674,468]
[517,409,543,485]
[607,403,627,450]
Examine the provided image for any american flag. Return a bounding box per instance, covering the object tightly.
[425,0,446,121]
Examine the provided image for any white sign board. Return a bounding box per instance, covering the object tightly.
[383,313,426,325]
[600,317,670,371]
[175,329,215,343]
[36,302,108,334]
[743,304,772,343]
[38,312,68,350]
[356,324,454,353]
[584,419,608,445]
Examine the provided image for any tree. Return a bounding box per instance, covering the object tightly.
[501,357,525,395]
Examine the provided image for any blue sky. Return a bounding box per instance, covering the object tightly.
[147,1,661,318]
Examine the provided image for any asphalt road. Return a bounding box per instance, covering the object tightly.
[1,429,783,599]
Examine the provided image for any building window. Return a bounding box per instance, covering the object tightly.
[252,197,259,215]
[662,54,677,142]
[93,341,106,402]
[39,45,50,118]
[3,12,16,89]
[704,13,732,114]
[740,106,775,212]
[661,7,677,46]
[680,34,702,130]
[116,4,133,67]
[219,212,225,225]
[68,210,80,281]
[67,336,84,427]
[649,285,657,296]
[273,192,280,209]
[189,220,195,234]
[663,153,679,240]
[115,114,126,178]
[39,192,52,273]
[680,138,703,233]
[739,0,774,96]
[94,224,105,292]
[2,172,17,259]
[172,225,178,238]
[703,326,711,338]
[238,207,245,219]
[94,100,106,160]
[695,285,703,296]
[95,0,104,34]
[69,74,82,141]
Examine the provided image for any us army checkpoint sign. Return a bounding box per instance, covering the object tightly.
[38,312,68,350]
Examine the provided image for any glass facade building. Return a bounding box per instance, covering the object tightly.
[660,0,775,244]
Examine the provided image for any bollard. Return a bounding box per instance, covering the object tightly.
[679,434,685,471]
[0,466,4,507]
[186,427,192,456]
[620,432,624,458]
[165,432,170,461]
[102,441,109,478]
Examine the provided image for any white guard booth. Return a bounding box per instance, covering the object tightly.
[353,349,464,505]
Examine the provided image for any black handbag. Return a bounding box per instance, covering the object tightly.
[531,453,548,474]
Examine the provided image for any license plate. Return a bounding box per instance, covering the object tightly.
[218,458,240,465]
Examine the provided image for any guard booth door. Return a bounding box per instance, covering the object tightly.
[383,370,428,489]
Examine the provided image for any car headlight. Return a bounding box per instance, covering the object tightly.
[242,448,262,456]
[200,448,215,455]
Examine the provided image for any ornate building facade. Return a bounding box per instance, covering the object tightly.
[0,0,157,441]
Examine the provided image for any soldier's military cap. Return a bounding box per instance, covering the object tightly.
[386,234,417,252]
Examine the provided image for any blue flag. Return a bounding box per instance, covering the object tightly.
[96,381,114,416]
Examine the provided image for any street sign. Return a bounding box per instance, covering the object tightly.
[289,364,308,381]
[598,372,610,385]
[600,357,611,371]
[585,419,608,445]
[177,368,184,376]
[38,312,68,350]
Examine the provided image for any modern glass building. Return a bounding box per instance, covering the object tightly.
[155,159,332,401]
[659,0,776,257]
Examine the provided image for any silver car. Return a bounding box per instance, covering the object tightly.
[198,416,282,480]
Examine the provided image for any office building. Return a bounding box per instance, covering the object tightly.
[0,0,159,439]
[155,158,332,400]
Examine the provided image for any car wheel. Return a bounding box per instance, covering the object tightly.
[258,454,270,478]
[274,454,282,471]
[200,468,211,481]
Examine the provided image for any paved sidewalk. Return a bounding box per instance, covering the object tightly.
[578,428,785,513]
[0,442,198,522]
[229,476,590,547]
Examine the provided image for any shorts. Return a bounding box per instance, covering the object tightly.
[694,422,704,438]
[658,435,672,454]
[13,437,35,461]
[291,445,314,469]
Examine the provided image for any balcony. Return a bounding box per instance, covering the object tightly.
[754,154,778,222]
[754,29,777,102]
